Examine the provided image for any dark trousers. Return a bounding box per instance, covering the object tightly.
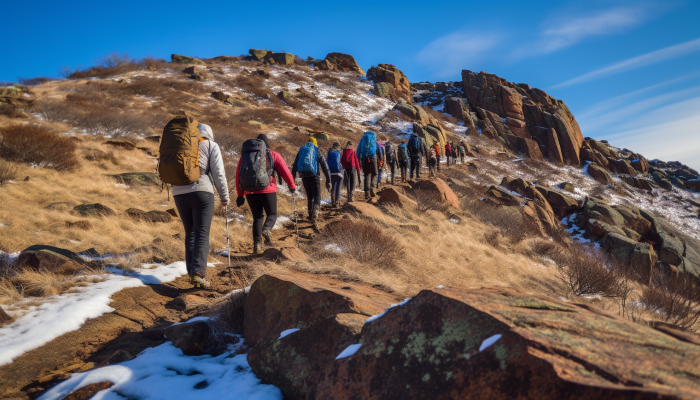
[387,160,396,184]
[398,160,408,182]
[344,168,357,201]
[410,156,421,179]
[302,175,321,216]
[330,174,343,204]
[446,154,451,166]
[361,158,377,196]
[376,168,383,188]
[246,192,277,240]
[174,191,214,277]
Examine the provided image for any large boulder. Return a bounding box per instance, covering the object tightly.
[315,53,365,75]
[170,54,206,65]
[243,272,400,348]
[248,313,366,399]
[11,245,87,275]
[535,185,580,219]
[587,163,614,185]
[367,64,411,102]
[311,287,700,399]
[411,178,460,209]
[377,187,417,209]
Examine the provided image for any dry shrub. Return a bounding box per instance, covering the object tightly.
[10,270,68,297]
[640,274,700,330]
[232,74,276,100]
[0,103,27,119]
[0,124,78,170]
[472,202,539,243]
[0,279,23,304]
[84,148,118,165]
[0,159,18,185]
[66,55,167,80]
[552,244,622,298]
[321,218,404,269]
[18,76,56,86]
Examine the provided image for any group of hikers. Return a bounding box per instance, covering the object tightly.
[158,115,469,288]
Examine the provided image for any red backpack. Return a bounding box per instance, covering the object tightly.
[341,148,356,169]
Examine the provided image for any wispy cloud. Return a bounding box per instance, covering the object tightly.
[417,32,502,78]
[553,37,700,88]
[603,96,700,170]
[514,6,650,58]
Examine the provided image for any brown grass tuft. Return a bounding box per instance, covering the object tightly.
[0,159,18,185]
[0,124,79,170]
[320,218,404,270]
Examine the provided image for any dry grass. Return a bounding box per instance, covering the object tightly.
[552,244,621,298]
[0,124,79,170]
[0,159,18,185]
[319,218,404,270]
[639,274,700,330]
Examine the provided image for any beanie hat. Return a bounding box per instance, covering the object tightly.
[257,133,270,149]
[309,137,318,146]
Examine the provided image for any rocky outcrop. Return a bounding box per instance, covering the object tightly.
[587,163,614,185]
[315,53,365,75]
[535,185,580,219]
[377,187,417,209]
[247,49,295,65]
[393,100,447,147]
[411,178,460,209]
[444,97,478,134]
[246,272,700,399]
[367,64,411,102]
[11,245,88,276]
[73,203,115,217]
[458,70,584,165]
[170,54,206,65]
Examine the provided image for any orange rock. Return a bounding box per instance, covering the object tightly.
[411,178,460,209]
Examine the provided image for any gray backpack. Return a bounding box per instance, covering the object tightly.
[239,139,274,192]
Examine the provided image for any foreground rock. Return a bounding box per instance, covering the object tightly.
[245,273,700,399]
[312,287,700,399]
[11,245,88,275]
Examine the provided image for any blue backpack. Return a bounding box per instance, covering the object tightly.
[357,131,377,159]
[408,135,421,154]
[398,143,409,162]
[327,149,342,173]
[297,143,318,174]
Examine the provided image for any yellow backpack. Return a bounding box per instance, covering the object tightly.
[158,115,201,185]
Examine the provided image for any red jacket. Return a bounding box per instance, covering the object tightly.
[341,148,361,176]
[235,150,296,197]
[445,144,452,155]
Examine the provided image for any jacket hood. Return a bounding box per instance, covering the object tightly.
[198,124,214,140]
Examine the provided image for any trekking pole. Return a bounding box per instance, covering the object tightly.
[293,192,300,248]
[225,204,233,284]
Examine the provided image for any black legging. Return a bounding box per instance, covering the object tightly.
[302,175,321,215]
[362,158,377,195]
[344,168,357,199]
[410,156,422,179]
[246,192,277,239]
[331,174,343,203]
[174,191,214,277]
[387,159,396,184]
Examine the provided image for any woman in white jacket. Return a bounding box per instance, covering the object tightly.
[171,124,230,288]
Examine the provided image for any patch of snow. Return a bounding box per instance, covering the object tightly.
[273,216,291,230]
[324,243,345,254]
[0,262,187,366]
[449,218,459,224]
[335,343,362,360]
[479,334,502,352]
[364,298,412,323]
[436,285,446,289]
[38,340,282,400]
[277,328,300,340]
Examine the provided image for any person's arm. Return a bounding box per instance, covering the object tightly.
[291,152,300,179]
[208,143,230,203]
[273,151,296,190]
[318,153,331,183]
[353,150,361,175]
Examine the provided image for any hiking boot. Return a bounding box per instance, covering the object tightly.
[262,228,272,246]
[253,237,265,254]
[370,189,376,198]
[192,274,211,289]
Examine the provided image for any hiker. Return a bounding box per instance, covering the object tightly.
[235,134,296,254]
[375,141,385,189]
[407,133,427,179]
[384,140,396,185]
[292,137,330,223]
[427,147,437,178]
[340,141,361,202]
[357,131,381,198]
[450,142,457,165]
[327,142,344,208]
[459,141,468,163]
[167,122,229,289]
[432,143,441,171]
[397,141,409,182]
[445,142,452,167]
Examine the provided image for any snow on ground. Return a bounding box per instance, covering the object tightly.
[0,262,187,366]
[38,338,282,400]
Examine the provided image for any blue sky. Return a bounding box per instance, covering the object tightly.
[3,0,699,170]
